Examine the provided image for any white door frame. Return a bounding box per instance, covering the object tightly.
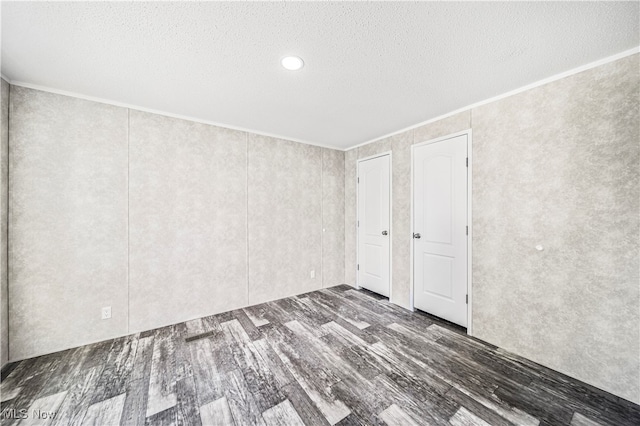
[410,130,473,336]
[356,151,392,300]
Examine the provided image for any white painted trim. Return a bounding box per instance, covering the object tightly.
[409,144,415,312]
[411,130,473,335]
[350,46,639,150]
[7,80,342,151]
[356,151,392,299]
[389,152,393,303]
[357,151,392,163]
[467,129,473,336]
[413,129,472,149]
[356,159,361,290]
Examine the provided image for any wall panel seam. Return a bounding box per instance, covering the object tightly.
[321,149,324,288]
[126,108,130,334]
[246,132,249,305]
[5,82,11,362]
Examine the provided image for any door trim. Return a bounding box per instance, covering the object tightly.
[410,130,473,336]
[356,151,392,301]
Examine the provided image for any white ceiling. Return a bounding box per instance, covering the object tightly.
[2,2,638,150]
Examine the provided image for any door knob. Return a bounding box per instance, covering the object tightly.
[382,230,388,235]
[413,233,421,239]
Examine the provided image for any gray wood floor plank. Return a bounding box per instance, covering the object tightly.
[199,396,235,426]
[186,330,225,407]
[331,375,391,426]
[364,338,453,399]
[35,346,90,400]
[378,404,420,426]
[571,412,606,426]
[16,390,67,426]
[265,323,350,425]
[80,393,126,426]
[301,296,379,344]
[119,336,154,426]
[6,349,71,418]
[251,339,295,389]
[175,376,202,426]
[279,380,331,426]
[185,317,239,376]
[449,384,540,426]
[1,386,23,403]
[288,296,335,328]
[145,406,178,426]
[306,292,372,330]
[220,368,266,426]
[90,334,139,405]
[333,413,366,426]
[371,373,457,426]
[49,367,104,426]
[2,286,638,426]
[220,319,285,412]
[261,399,305,426]
[243,305,270,328]
[444,386,517,426]
[222,370,264,426]
[119,379,150,426]
[338,289,395,317]
[201,315,223,334]
[321,339,383,381]
[146,327,178,418]
[370,324,500,397]
[129,335,155,383]
[283,320,399,425]
[369,333,525,425]
[266,299,329,340]
[173,323,195,383]
[266,322,342,390]
[448,406,493,426]
[80,340,116,372]
[231,309,263,341]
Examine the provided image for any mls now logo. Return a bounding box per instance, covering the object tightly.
[0,408,57,420]
[0,408,28,419]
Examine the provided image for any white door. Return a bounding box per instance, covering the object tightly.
[413,134,468,327]
[358,155,390,297]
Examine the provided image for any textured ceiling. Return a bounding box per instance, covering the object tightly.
[2,2,639,149]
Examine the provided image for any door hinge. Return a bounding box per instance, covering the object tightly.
[357,177,360,183]
[466,294,468,304]
[466,226,468,235]
[357,264,359,271]
[466,157,468,167]
[357,220,360,227]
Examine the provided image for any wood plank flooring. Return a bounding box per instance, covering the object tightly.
[1,285,639,425]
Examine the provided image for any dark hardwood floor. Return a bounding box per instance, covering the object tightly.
[1,285,639,425]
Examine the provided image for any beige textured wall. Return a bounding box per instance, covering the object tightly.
[344,148,357,286]
[344,54,639,403]
[248,135,323,304]
[8,88,345,360]
[129,111,248,332]
[1,79,9,367]
[323,148,345,289]
[472,54,639,403]
[9,86,129,360]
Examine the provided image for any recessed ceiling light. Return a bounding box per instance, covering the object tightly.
[281,56,304,71]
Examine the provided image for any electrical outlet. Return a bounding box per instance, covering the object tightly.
[310,270,315,279]
[101,306,111,320]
